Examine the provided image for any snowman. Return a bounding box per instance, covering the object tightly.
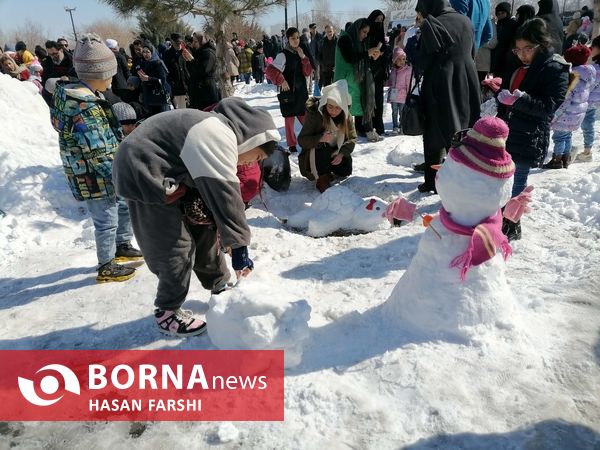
[286,185,415,237]
[384,117,519,340]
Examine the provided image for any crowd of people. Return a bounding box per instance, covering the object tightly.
[1,0,599,337]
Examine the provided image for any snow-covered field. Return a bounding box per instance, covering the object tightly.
[1,74,599,449]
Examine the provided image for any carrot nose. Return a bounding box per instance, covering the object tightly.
[431,164,441,170]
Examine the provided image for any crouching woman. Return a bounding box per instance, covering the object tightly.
[298,79,356,192]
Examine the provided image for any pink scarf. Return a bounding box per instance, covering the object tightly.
[439,208,512,281]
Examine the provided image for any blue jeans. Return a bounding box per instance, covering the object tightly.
[512,161,530,198]
[552,130,572,156]
[85,196,133,266]
[581,107,596,149]
[391,102,404,129]
[242,73,251,84]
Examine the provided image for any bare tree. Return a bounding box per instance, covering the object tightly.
[83,19,137,54]
[11,19,51,49]
[223,16,266,42]
[102,0,286,97]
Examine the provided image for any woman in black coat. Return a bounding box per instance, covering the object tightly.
[184,32,220,110]
[137,42,171,116]
[415,0,481,193]
[367,10,389,137]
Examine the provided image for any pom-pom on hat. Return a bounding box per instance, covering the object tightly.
[112,102,137,125]
[564,44,591,66]
[449,117,515,179]
[73,33,117,80]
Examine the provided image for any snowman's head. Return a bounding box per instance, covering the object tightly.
[353,197,389,232]
[435,117,515,226]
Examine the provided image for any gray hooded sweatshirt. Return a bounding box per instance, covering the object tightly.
[113,97,280,249]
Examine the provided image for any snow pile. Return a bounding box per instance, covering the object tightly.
[386,144,422,167]
[235,81,278,97]
[206,281,311,368]
[385,154,519,340]
[0,74,77,260]
[541,171,600,227]
[286,185,391,237]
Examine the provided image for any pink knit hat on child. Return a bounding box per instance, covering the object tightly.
[392,47,406,63]
[449,116,515,179]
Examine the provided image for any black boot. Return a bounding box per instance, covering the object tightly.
[502,218,522,242]
[561,153,571,168]
[418,166,438,194]
[542,154,563,169]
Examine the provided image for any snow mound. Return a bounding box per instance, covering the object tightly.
[234,82,278,97]
[286,185,391,237]
[386,144,422,167]
[541,171,600,227]
[206,281,311,368]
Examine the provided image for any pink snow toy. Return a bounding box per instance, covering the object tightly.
[503,185,534,223]
[383,197,417,224]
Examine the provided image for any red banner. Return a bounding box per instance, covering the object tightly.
[0,350,284,421]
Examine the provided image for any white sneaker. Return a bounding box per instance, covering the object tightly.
[366,130,383,142]
[576,151,593,162]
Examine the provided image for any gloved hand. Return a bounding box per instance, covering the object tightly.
[231,246,254,272]
[503,185,534,223]
[497,89,524,106]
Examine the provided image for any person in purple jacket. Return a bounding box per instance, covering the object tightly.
[545,44,596,169]
[576,36,600,162]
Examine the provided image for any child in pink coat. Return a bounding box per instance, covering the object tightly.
[387,48,412,135]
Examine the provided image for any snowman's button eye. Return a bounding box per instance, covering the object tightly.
[376,207,380,210]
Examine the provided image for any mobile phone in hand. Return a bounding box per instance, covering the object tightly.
[137,69,146,77]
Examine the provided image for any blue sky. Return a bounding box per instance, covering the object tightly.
[0,0,387,42]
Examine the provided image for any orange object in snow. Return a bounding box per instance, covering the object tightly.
[422,214,433,227]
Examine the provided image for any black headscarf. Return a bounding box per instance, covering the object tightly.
[367,10,386,48]
[416,0,449,18]
[516,5,536,26]
[345,18,375,125]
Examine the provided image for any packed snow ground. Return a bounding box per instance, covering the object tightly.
[1,74,600,449]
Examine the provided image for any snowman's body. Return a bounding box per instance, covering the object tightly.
[287,185,390,237]
[385,156,519,340]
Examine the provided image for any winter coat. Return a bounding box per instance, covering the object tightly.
[387,64,412,103]
[537,0,564,54]
[111,50,130,92]
[491,16,517,78]
[265,49,312,117]
[139,59,171,107]
[499,50,569,167]
[14,50,35,67]
[577,16,593,36]
[113,97,280,250]
[297,96,356,180]
[551,64,596,131]
[416,1,481,150]
[163,46,189,96]
[225,44,239,77]
[449,0,493,51]
[318,35,337,72]
[187,42,220,110]
[334,32,367,117]
[51,81,123,201]
[238,47,253,74]
[252,51,266,73]
[587,62,600,109]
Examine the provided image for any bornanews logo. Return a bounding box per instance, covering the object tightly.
[1,350,283,421]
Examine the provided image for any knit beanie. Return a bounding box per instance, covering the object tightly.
[112,102,137,125]
[73,33,117,80]
[564,44,591,66]
[449,117,515,179]
[392,47,406,63]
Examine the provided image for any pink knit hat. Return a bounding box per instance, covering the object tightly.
[392,47,406,63]
[449,117,515,179]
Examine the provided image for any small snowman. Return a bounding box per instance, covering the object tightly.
[286,185,414,237]
[384,117,519,340]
